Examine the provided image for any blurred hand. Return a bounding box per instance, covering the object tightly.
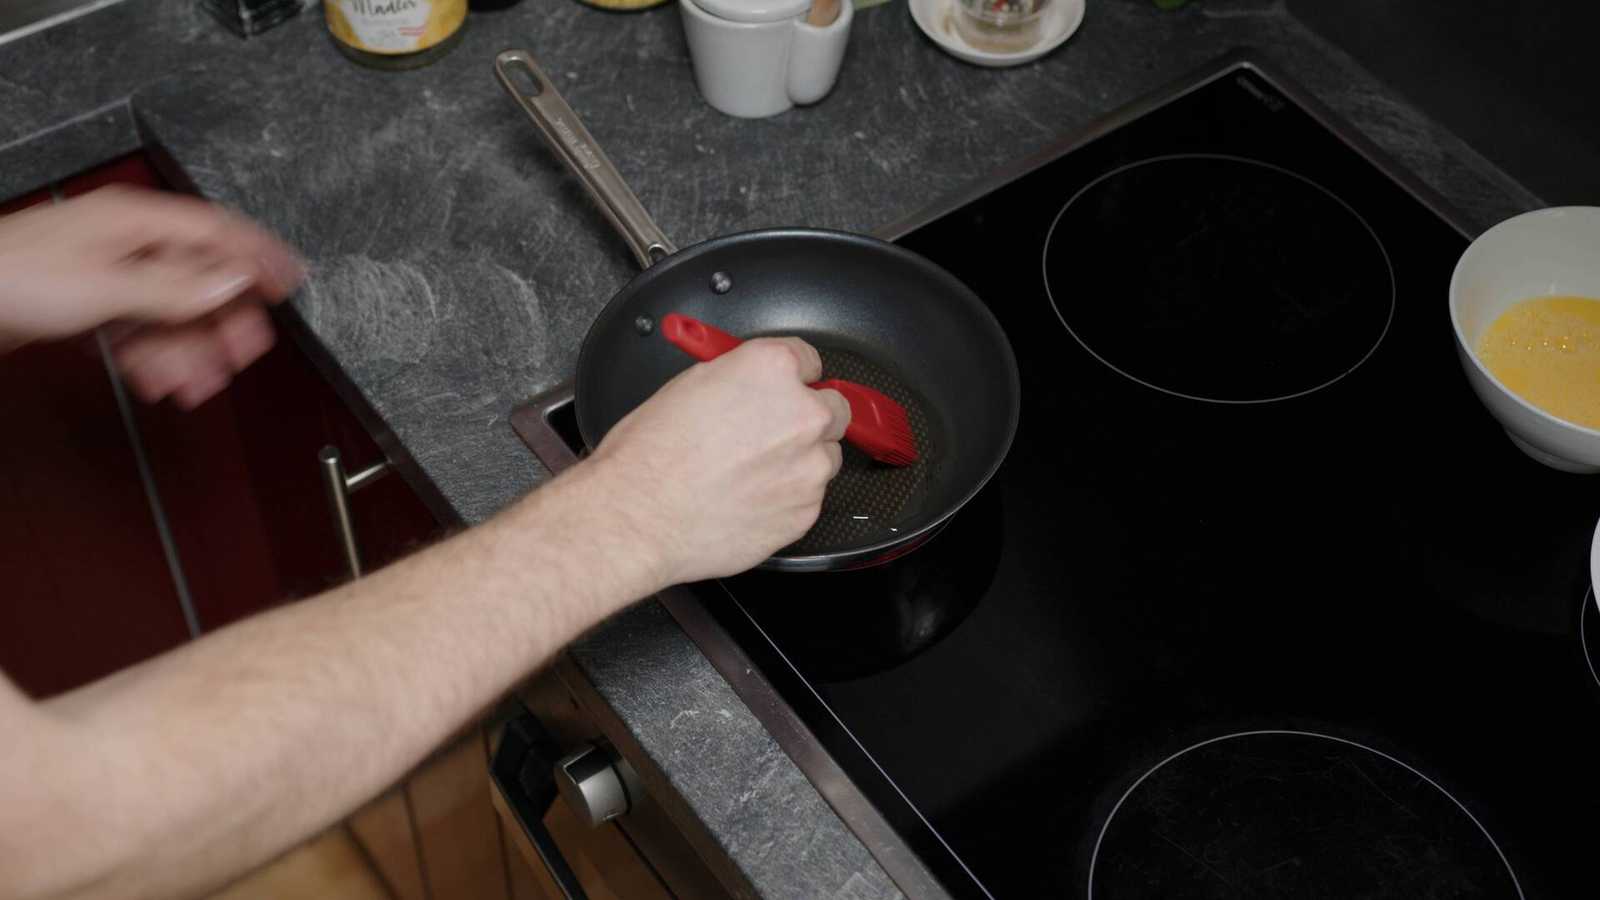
[0,184,304,409]
[588,338,850,585]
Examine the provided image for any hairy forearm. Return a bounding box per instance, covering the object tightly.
[3,459,664,900]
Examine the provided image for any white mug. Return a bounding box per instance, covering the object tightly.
[679,0,853,118]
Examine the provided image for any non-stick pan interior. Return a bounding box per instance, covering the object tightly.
[575,229,1019,564]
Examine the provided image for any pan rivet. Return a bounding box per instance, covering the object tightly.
[634,315,655,335]
[710,272,733,294]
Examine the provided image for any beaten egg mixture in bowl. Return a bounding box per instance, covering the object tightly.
[1451,206,1600,472]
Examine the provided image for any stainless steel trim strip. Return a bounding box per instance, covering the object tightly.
[95,327,204,639]
[0,0,130,48]
[56,181,204,640]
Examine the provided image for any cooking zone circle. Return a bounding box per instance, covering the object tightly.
[1088,730,1523,899]
[1583,588,1600,692]
[1043,155,1396,403]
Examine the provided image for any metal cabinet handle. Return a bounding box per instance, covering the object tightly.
[318,445,390,578]
[492,713,592,900]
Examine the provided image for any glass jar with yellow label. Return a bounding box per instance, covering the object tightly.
[326,0,467,70]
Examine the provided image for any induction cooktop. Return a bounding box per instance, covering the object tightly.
[515,52,1599,899]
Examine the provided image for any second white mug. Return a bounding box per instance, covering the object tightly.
[680,0,854,119]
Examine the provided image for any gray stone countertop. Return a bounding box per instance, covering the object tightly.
[0,0,1543,897]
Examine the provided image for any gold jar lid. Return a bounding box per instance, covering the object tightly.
[574,0,670,10]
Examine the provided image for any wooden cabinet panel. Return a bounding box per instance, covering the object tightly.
[348,785,429,900]
[502,820,560,900]
[408,734,511,900]
[545,799,674,900]
[208,828,390,900]
[354,729,532,900]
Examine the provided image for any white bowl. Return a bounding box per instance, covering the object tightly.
[908,0,1084,68]
[1449,206,1600,472]
[1592,515,1600,610]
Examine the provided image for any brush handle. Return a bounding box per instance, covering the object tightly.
[661,313,743,361]
[660,314,837,393]
[660,314,917,465]
[662,315,828,388]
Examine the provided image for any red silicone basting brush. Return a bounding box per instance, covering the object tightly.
[660,313,919,466]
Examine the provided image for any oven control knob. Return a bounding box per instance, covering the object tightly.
[553,743,642,827]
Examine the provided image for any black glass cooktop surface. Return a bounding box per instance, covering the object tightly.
[696,59,1600,898]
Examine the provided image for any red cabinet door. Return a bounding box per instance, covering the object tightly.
[1,153,441,696]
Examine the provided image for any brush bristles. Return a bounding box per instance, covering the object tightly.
[831,380,919,466]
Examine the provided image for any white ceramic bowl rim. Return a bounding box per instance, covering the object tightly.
[1448,205,1600,441]
[909,0,1083,66]
[1592,515,1600,606]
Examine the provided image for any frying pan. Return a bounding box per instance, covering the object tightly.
[495,49,1020,572]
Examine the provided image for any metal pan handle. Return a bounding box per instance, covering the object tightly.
[495,49,677,270]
